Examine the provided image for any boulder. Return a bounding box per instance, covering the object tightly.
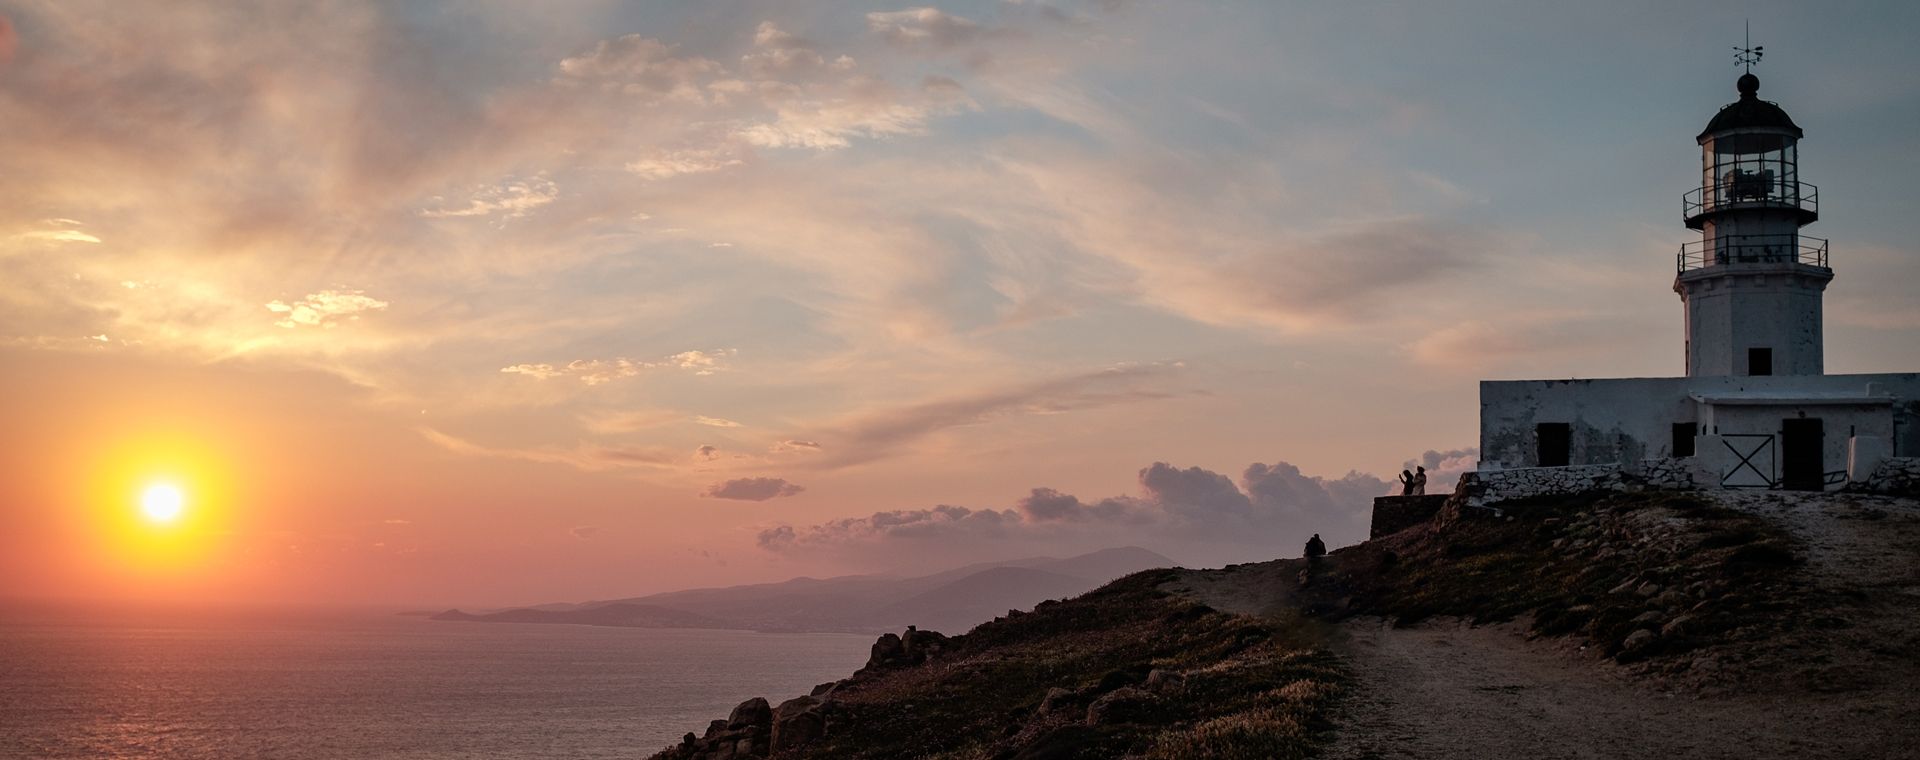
[771,706,825,752]
[1037,687,1076,716]
[727,697,772,730]
[774,695,820,718]
[864,633,905,670]
[903,625,951,661]
[1621,628,1657,654]
[1143,669,1186,694]
[861,627,952,673]
[1085,686,1159,726]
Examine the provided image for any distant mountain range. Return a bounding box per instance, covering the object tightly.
[429,546,1176,634]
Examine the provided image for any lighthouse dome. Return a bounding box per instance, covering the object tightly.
[1699,73,1802,139]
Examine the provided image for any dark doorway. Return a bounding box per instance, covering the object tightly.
[1748,347,1773,376]
[1672,423,1696,457]
[1537,423,1571,467]
[1780,417,1824,491]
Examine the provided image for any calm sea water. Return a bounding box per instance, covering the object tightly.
[0,606,872,759]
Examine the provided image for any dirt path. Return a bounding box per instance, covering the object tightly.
[1161,490,1920,759]
[1324,618,1844,760]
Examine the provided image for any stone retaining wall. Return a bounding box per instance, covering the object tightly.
[1369,495,1450,538]
[1633,457,1696,490]
[1452,458,1695,510]
[1454,464,1628,509]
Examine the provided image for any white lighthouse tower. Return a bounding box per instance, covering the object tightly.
[1674,71,1831,377]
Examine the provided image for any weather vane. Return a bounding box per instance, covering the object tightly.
[1734,20,1764,72]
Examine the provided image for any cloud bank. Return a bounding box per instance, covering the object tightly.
[758,456,1391,568]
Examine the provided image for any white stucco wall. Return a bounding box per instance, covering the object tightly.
[1480,377,1694,469]
[1480,373,1920,481]
[1676,263,1830,377]
[1697,400,1894,484]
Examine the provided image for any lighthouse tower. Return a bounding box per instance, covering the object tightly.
[1674,72,1831,377]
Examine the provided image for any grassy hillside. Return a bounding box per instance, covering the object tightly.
[1303,492,1805,666]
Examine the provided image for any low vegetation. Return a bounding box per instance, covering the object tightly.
[652,569,1345,760]
[656,489,1860,758]
[1289,492,1812,677]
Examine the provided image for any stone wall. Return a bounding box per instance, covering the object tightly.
[1633,457,1697,490]
[1853,457,1920,497]
[1369,495,1449,538]
[1452,458,1695,511]
[1454,464,1629,509]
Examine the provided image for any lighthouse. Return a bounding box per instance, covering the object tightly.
[1465,57,1920,494]
[1675,72,1831,377]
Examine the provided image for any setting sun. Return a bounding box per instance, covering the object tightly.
[140,483,186,524]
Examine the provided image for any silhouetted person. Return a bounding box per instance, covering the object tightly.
[1398,469,1414,495]
[1304,533,1326,561]
[1412,466,1428,496]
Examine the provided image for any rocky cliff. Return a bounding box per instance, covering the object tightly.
[648,567,1342,760]
[647,489,1920,759]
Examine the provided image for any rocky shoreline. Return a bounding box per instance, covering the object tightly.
[660,626,953,759]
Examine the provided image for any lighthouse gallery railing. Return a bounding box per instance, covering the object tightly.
[1677,234,1829,274]
[1683,179,1818,222]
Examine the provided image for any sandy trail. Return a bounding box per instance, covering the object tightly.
[1323,619,1834,760]
[1163,490,1920,760]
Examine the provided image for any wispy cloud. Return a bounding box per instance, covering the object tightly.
[15,230,100,244]
[579,409,684,434]
[419,175,559,219]
[499,349,737,385]
[418,428,677,472]
[556,34,720,100]
[799,362,1188,468]
[265,290,389,329]
[627,148,745,180]
[867,8,994,47]
[702,476,805,501]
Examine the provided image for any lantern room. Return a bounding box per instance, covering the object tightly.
[1684,73,1818,236]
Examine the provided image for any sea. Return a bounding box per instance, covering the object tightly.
[0,605,873,759]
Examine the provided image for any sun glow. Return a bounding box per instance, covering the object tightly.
[75,428,245,592]
[141,482,186,523]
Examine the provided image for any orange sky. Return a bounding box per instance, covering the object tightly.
[4,2,1919,607]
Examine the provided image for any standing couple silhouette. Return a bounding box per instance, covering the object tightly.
[1398,466,1428,496]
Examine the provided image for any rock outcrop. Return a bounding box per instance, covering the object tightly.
[857,625,950,674]
[652,628,947,760]
[660,697,772,760]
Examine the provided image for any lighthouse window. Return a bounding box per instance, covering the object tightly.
[1748,347,1773,376]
